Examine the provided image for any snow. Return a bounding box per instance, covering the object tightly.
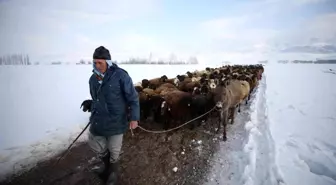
[266,64,336,185]
[1,63,336,185]
[204,64,336,185]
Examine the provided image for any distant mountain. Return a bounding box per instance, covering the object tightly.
[280,44,336,54]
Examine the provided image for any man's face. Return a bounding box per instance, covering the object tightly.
[94,59,107,74]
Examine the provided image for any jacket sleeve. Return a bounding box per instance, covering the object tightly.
[120,72,140,121]
[88,75,95,114]
[89,75,95,100]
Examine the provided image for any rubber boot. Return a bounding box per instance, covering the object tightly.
[106,161,119,185]
[92,151,110,182]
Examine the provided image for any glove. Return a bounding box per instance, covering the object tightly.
[80,99,92,112]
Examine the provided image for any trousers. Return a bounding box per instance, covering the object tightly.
[88,132,124,163]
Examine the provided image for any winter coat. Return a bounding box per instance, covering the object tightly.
[89,63,140,136]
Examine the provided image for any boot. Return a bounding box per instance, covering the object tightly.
[106,161,119,185]
[92,151,110,182]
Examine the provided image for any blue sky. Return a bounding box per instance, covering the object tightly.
[0,0,335,63]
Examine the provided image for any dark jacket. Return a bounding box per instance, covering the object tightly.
[89,63,140,136]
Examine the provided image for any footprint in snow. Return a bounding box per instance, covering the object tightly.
[285,139,299,149]
[320,116,336,121]
[318,140,336,151]
[299,154,336,182]
[287,105,295,110]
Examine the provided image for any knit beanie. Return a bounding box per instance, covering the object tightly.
[93,46,111,60]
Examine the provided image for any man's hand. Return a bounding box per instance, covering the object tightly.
[80,99,92,112]
[129,121,138,129]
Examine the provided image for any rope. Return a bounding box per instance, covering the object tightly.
[131,106,217,135]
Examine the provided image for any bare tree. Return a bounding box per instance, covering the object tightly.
[0,54,32,65]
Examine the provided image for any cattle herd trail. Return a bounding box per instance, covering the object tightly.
[1,63,335,185]
[1,64,268,185]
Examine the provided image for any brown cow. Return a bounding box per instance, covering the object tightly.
[161,90,192,129]
[213,79,246,141]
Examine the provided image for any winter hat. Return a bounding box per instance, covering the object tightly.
[93,46,111,60]
[93,46,113,68]
[92,46,113,83]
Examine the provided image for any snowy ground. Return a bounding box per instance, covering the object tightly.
[1,63,336,185]
[266,64,336,185]
[204,64,336,185]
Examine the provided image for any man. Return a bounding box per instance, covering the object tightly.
[81,46,140,185]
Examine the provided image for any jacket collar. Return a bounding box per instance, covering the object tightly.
[101,63,119,84]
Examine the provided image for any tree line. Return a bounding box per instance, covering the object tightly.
[116,57,199,65]
[277,59,336,64]
[2,54,335,65]
[73,57,199,65]
[0,54,31,65]
[0,54,199,65]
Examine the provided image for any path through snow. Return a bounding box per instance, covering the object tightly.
[205,75,283,185]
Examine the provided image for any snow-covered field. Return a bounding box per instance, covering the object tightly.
[266,64,336,185]
[0,63,336,185]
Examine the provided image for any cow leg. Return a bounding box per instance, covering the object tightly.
[153,110,159,123]
[197,110,204,127]
[246,93,251,105]
[230,108,236,125]
[189,111,198,130]
[163,114,171,130]
[222,110,228,141]
[216,111,221,134]
[189,118,196,130]
[140,110,144,121]
[193,119,202,129]
[190,123,196,130]
[201,111,208,125]
[171,120,176,129]
[204,107,211,122]
[143,107,149,121]
[154,108,162,123]
[163,119,169,130]
[139,103,144,121]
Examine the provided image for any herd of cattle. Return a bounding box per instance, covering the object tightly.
[133,64,264,141]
